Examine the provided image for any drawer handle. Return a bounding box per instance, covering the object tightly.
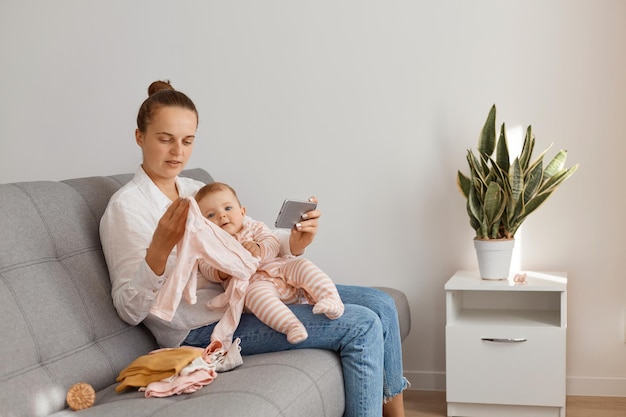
[481,338,527,343]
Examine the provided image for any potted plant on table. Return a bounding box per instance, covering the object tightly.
[456,105,579,279]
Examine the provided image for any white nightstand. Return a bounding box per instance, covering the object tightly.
[445,270,567,417]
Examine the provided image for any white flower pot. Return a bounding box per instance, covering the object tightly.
[474,238,515,280]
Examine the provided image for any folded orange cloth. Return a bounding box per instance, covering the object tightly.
[116,347,203,392]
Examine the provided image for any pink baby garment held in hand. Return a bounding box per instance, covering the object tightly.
[150,198,259,347]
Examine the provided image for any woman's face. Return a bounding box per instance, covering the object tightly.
[136,105,198,184]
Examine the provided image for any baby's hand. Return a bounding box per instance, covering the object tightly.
[242,241,261,258]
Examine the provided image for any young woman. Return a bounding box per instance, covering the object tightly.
[100,80,407,417]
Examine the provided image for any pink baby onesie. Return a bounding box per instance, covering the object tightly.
[150,198,259,347]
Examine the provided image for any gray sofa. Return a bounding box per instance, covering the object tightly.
[0,168,411,417]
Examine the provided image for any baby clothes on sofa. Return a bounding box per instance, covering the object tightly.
[115,347,203,392]
[118,339,242,397]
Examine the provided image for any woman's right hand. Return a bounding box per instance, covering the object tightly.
[145,198,190,275]
[289,196,320,256]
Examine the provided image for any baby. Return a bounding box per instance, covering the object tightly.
[195,182,344,344]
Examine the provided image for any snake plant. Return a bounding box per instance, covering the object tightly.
[457,105,579,240]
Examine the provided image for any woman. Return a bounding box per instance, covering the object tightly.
[100,80,407,417]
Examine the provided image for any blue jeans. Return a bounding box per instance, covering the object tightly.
[183,285,407,417]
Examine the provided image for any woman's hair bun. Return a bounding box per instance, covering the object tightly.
[148,80,175,97]
[137,79,197,132]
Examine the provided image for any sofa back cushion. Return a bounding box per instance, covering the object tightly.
[0,168,213,417]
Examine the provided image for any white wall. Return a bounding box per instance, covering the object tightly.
[2,0,625,396]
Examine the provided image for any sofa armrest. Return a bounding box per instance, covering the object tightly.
[374,287,411,342]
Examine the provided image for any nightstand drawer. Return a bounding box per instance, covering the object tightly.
[446,325,566,406]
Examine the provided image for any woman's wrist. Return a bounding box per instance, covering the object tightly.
[289,233,307,256]
[145,245,168,276]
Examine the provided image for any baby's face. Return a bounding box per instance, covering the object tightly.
[197,189,245,235]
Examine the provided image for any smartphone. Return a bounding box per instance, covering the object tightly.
[275,199,317,229]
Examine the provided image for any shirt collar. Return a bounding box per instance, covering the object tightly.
[133,166,176,213]
[132,165,202,209]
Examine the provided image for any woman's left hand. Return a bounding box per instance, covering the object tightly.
[289,196,320,256]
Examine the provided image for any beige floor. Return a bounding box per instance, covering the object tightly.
[404,390,626,417]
